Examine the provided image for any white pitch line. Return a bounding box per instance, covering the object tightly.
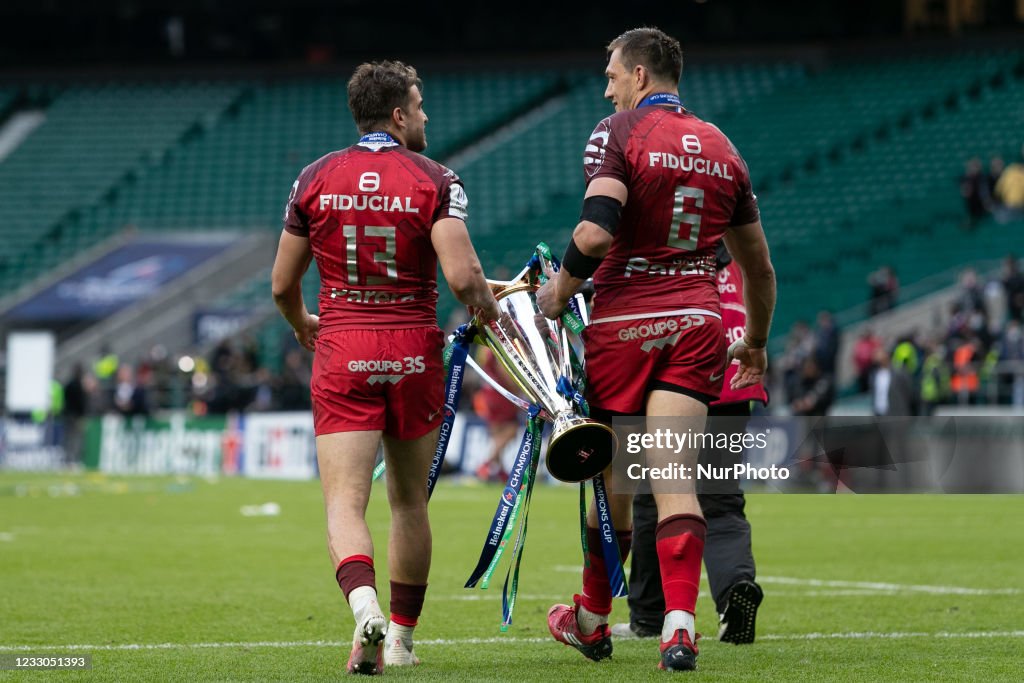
[758,576,1023,596]
[553,567,1022,597]
[2,631,1023,653]
[433,594,562,602]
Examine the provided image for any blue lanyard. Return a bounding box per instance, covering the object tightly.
[638,92,682,111]
[359,131,396,144]
[358,131,398,147]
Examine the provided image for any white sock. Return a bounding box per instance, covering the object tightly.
[349,586,381,626]
[387,621,415,650]
[576,604,607,636]
[662,610,696,644]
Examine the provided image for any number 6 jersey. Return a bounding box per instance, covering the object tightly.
[583,106,760,321]
[283,135,468,331]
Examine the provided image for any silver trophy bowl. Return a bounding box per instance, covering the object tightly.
[471,256,616,483]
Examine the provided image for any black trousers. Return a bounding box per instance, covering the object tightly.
[628,402,756,629]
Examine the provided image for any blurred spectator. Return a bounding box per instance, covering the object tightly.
[1001,255,1024,323]
[813,310,839,376]
[789,356,834,416]
[870,347,892,416]
[92,344,119,412]
[113,364,150,417]
[950,336,982,404]
[958,156,990,229]
[891,336,920,377]
[867,265,899,315]
[993,144,1024,220]
[61,363,96,464]
[888,345,921,416]
[852,327,883,393]
[949,268,990,348]
[919,338,951,414]
[995,320,1024,407]
[779,320,815,401]
[276,348,312,411]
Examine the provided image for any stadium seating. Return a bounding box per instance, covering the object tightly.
[2,50,1023,366]
[0,82,244,291]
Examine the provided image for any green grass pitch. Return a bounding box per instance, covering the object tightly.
[1,471,1022,681]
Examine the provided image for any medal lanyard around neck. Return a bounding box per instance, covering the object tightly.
[637,92,682,112]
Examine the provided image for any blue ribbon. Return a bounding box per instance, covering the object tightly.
[638,92,682,110]
[556,375,588,415]
[425,324,471,497]
[592,473,628,598]
[465,404,542,588]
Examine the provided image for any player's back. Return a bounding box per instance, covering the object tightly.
[585,106,759,319]
[285,138,467,331]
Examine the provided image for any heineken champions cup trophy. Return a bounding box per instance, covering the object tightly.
[469,246,616,483]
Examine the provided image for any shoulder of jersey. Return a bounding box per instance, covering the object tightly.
[394,146,459,180]
[299,148,351,178]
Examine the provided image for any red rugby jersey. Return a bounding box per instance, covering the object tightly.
[584,104,759,321]
[284,136,467,330]
[713,260,768,406]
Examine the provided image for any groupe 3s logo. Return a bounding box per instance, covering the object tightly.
[348,356,426,385]
[617,315,706,352]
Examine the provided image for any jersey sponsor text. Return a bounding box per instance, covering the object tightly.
[318,194,419,213]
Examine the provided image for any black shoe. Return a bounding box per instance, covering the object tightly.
[659,629,699,671]
[718,580,763,644]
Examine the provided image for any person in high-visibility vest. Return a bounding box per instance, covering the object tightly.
[951,338,981,404]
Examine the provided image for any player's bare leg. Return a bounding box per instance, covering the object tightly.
[548,460,633,661]
[380,427,439,667]
[646,389,708,671]
[317,430,387,675]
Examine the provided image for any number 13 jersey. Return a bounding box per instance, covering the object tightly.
[284,137,468,331]
[583,106,759,321]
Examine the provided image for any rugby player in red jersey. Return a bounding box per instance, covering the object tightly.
[271,60,499,675]
[536,28,776,671]
[614,244,768,646]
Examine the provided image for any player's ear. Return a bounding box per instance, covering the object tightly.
[391,105,406,130]
[634,64,648,89]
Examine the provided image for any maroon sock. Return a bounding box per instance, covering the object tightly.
[617,529,633,563]
[580,526,632,615]
[390,581,428,627]
[655,514,706,615]
[336,555,375,601]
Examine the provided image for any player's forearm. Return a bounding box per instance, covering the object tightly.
[556,220,611,302]
[273,283,309,332]
[742,263,775,344]
[446,260,494,310]
[553,268,587,304]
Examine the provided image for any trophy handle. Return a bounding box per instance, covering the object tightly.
[461,346,553,421]
[464,354,532,414]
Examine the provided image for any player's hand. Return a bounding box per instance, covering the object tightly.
[726,337,767,390]
[535,279,567,319]
[469,296,500,324]
[293,313,319,352]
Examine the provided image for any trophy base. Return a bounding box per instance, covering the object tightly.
[546,417,617,483]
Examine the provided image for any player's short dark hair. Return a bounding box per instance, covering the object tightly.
[347,60,423,134]
[607,27,683,85]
